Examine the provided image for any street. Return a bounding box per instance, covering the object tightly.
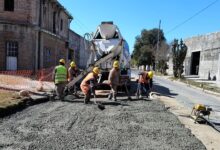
[0,78,206,149]
[153,76,220,122]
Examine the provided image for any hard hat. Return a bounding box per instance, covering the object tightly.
[70,61,76,67]
[59,59,65,64]
[148,71,153,79]
[113,60,119,68]
[93,67,100,75]
[193,104,206,111]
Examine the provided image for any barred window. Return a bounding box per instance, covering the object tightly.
[44,48,51,62]
[6,41,18,57]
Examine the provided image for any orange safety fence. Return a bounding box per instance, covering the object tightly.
[0,67,55,92]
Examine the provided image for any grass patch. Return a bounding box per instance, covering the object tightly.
[169,77,220,93]
[0,90,22,108]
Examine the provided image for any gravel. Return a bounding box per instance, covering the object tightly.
[0,94,206,150]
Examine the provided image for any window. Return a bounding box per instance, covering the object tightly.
[60,19,63,31]
[68,49,74,60]
[44,48,51,62]
[6,41,18,57]
[4,0,14,11]
[53,12,56,34]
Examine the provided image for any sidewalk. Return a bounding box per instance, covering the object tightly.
[159,75,220,97]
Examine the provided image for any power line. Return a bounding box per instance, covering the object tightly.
[73,16,93,33]
[166,0,219,34]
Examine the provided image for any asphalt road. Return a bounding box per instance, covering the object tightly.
[156,76,220,125]
[132,69,220,123]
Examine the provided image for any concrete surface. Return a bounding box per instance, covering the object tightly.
[0,97,205,150]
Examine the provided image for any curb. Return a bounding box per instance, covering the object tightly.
[157,76,220,97]
[0,95,50,118]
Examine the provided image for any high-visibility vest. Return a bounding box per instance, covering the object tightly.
[55,65,67,84]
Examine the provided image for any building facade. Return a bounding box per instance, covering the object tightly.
[68,30,80,65]
[184,32,220,81]
[167,32,220,81]
[0,0,73,71]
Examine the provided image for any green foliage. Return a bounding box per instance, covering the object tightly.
[172,39,187,78]
[132,28,166,67]
[156,60,168,75]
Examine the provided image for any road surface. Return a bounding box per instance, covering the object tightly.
[0,83,205,149]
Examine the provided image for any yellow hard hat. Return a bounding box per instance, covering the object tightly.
[148,71,153,79]
[70,61,76,67]
[59,59,65,64]
[193,104,206,111]
[113,60,119,68]
[93,67,100,75]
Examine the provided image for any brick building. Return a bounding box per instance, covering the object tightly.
[68,30,80,65]
[0,0,73,71]
[68,30,92,69]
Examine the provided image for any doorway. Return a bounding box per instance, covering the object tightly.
[190,51,200,75]
[6,41,18,70]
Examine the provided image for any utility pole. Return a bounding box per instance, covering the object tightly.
[155,20,161,71]
[156,20,161,52]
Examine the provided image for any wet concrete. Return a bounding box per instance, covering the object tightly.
[0,96,205,150]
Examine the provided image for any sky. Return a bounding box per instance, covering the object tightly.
[59,0,220,53]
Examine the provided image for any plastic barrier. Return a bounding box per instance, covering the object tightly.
[0,67,55,92]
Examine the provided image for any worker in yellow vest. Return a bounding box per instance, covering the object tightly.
[80,67,100,104]
[53,59,68,100]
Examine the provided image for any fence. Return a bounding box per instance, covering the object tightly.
[0,67,55,92]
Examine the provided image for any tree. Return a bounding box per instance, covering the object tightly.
[132,28,168,69]
[172,39,187,78]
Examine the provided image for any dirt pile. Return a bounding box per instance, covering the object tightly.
[0,97,205,149]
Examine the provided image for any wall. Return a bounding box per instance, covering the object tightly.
[41,32,67,69]
[68,30,80,64]
[0,0,72,71]
[0,24,36,70]
[184,32,220,80]
[79,38,91,69]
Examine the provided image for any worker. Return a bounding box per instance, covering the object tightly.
[68,61,79,96]
[108,60,120,101]
[80,67,100,104]
[53,59,68,100]
[148,71,153,90]
[136,67,150,99]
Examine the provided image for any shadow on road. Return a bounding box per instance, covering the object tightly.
[153,82,178,98]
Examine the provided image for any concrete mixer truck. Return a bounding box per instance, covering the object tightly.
[67,21,131,90]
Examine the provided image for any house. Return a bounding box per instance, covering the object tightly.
[167,32,220,81]
[184,32,220,81]
[0,0,73,71]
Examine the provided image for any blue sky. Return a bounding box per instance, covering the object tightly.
[59,0,220,53]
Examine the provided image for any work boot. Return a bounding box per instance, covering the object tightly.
[113,95,117,101]
[108,93,113,100]
[84,96,90,104]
